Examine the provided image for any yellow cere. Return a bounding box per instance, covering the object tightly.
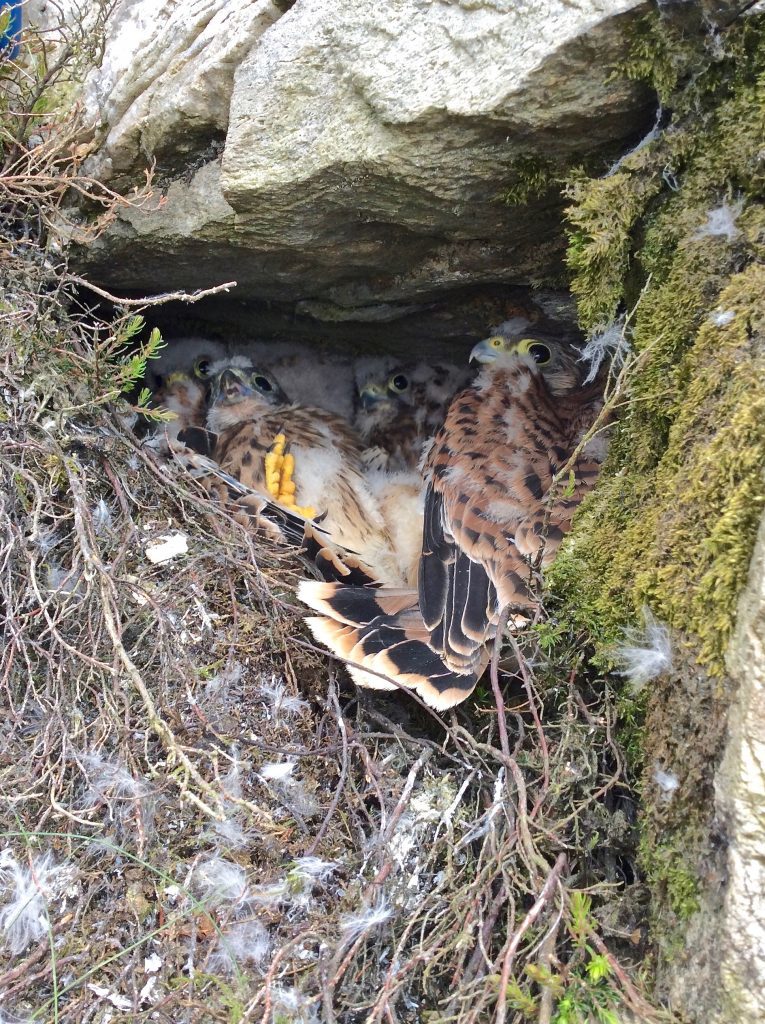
[165,371,191,386]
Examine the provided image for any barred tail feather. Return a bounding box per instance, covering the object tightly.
[297,580,418,627]
[343,624,484,710]
[303,613,484,710]
[304,617,397,691]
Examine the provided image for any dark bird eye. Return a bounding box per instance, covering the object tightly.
[194,358,212,379]
[390,374,409,392]
[254,375,273,392]
[528,343,551,365]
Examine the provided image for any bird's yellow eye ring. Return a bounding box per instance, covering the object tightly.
[516,339,552,365]
[388,373,409,393]
[193,357,213,379]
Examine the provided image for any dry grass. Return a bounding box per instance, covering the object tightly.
[0,10,666,1024]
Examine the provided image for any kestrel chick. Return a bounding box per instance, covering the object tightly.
[205,357,402,585]
[300,330,607,709]
[145,337,228,443]
[354,360,473,470]
[246,341,357,420]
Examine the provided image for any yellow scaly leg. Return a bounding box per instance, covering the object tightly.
[264,433,316,519]
[264,433,286,500]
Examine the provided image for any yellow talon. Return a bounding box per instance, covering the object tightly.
[264,460,280,499]
[277,452,296,503]
[293,503,317,519]
[262,432,316,518]
[264,433,288,500]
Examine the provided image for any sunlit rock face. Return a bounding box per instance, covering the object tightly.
[80,0,284,181]
[714,513,765,1024]
[70,0,655,325]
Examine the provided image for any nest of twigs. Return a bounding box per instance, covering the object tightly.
[0,11,660,1024]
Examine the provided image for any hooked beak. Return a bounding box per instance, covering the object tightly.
[359,384,389,410]
[211,368,253,405]
[469,338,500,364]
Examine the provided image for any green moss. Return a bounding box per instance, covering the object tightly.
[551,263,765,670]
[544,14,765,1004]
[609,13,688,105]
[500,155,557,206]
[549,14,765,674]
[565,169,662,332]
[564,12,765,332]
[640,833,701,921]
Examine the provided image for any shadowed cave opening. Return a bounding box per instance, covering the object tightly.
[140,282,581,359]
[122,280,587,421]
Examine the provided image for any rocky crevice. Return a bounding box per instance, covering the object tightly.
[69,0,655,340]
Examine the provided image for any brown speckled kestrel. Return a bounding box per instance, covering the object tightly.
[299,327,607,709]
[204,357,404,585]
[354,360,473,471]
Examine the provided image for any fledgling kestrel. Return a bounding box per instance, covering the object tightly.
[354,360,473,470]
[204,357,404,585]
[299,327,608,709]
[144,337,228,443]
[245,341,357,421]
[350,358,473,585]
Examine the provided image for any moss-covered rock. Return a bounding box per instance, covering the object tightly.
[546,9,765,1019]
[551,10,765,669]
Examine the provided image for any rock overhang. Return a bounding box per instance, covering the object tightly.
[69,0,657,343]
